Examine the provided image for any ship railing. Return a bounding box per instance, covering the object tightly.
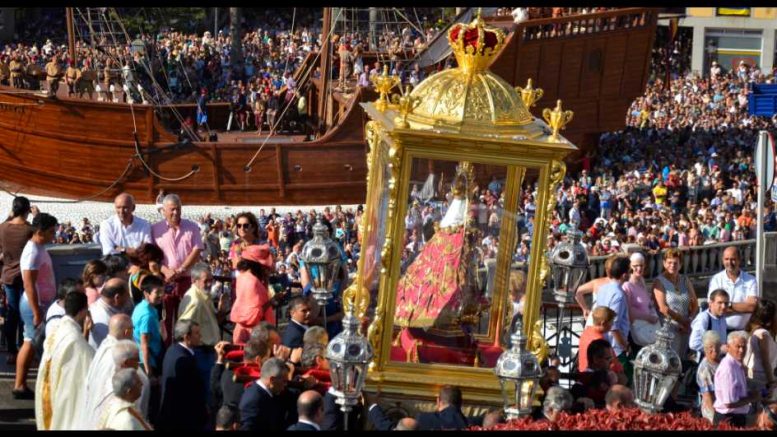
[513,7,656,42]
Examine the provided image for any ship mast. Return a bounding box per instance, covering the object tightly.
[65,7,77,64]
[317,7,333,133]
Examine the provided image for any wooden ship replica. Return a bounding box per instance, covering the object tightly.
[0,8,656,205]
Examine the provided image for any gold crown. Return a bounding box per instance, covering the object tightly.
[447,10,505,75]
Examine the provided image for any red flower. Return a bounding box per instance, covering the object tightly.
[471,408,756,431]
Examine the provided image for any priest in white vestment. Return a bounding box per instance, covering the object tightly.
[100,368,153,430]
[82,315,149,428]
[35,292,95,430]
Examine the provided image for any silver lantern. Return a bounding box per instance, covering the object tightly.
[549,220,589,309]
[300,215,343,307]
[632,322,682,414]
[494,317,542,420]
[326,311,374,430]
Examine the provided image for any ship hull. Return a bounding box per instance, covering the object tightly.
[0,86,369,205]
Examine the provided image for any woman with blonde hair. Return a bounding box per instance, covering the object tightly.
[653,248,698,358]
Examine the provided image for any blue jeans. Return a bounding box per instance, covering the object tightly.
[19,294,36,342]
[3,283,23,353]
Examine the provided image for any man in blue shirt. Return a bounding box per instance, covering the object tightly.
[689,289,729,360]
[592,255,631,382]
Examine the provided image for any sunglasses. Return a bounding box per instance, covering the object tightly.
[236,223,252,229]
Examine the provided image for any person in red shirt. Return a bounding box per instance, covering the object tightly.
[578,306,624,376]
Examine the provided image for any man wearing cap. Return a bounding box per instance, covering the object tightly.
[45,55,62,97]
[65,60,80,98]
[151,193,204,346]
[0,56,9,85]
[9,54,23,88]
[25,56,42,91]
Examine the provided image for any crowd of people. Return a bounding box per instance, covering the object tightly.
[0,189,775,430]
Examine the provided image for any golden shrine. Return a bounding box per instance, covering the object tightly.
[348,11,577,415]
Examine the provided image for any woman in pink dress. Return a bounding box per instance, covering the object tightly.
[230,244,276,344]
[82,259,108,305]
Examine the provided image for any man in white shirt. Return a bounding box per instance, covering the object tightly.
[89,278,133,349]
[707,246,758,332]
[99,193,152,256]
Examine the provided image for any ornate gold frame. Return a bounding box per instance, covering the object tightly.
[359,109,574,404]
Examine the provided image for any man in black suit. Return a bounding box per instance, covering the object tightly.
[157,320,208,430]
[210,338,269,412]
[415,385,470,430]
[239,357,297,431]
[322,387,364,431]
[282,297,312,349]
[287,390,325,431]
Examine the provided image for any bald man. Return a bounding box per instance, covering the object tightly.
[89,278,133,349]
[287,390,324,430]
[395,418,418,431]
[82,314,134,428]
[99,193,152,256]
[605,384,635,412]
[708,246,758,332]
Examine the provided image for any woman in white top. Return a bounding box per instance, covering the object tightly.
[744,299,777,399]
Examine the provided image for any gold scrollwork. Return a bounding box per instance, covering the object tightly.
[342,282,371,319]
[392,85,421,128]
[542,100,574,142]
[515,78,544,110]
[528,319,549,364]
[372,65,401,112]
[539,160,566,285]
[367,136,403,371]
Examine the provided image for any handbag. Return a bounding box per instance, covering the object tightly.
[631,318,660,346]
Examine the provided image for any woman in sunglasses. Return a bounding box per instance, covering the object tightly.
[229,212,263,270]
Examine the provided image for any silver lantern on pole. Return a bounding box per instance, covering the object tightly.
[548,219,589,316]
[632,322,682,414]
[494,317,542,420]
[326,308,373,430]
[300,215,343,328]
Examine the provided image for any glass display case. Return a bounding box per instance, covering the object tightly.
[356,13,577,405]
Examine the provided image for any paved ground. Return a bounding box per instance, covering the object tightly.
[0,345,35,430]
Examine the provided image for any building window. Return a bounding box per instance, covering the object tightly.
[716,8,751,17]
[704,28,762,72]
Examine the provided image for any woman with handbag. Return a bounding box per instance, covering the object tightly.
[230,245,276,344]
[623,252,660,350]
[744,299,777,399]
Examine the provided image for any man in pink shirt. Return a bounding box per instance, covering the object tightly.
[713,330,762,427]
[151,194,203,346]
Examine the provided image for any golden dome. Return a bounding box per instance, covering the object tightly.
[403,12,538,137]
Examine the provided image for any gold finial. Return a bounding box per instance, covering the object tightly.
[447,10,505,75]
[393,85,421,128]
[542,99,574,142]
[371,65,400,112]
[516,78,544,109]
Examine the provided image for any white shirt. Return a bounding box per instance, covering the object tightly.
[297,419,321,430]
[708,269,758,330]
[98,215,152,256]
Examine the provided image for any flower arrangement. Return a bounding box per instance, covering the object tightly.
[472,408,756,431]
